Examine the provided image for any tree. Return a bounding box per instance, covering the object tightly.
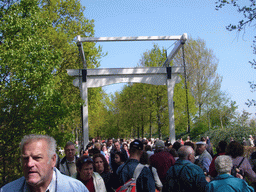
[173,79,197,134]
[139,44,197,137]
[108,44,197,139]
[0,0,64,185]
[111,83,150,138]
[38,0,105,143]
[88,88,109,138]
[216,0,256,106]
[138,44,173,138]
[216,0,256,32]
[235,109,252,127]
[207,97,237,129]
[249,117,256,128]
[173,37,222,117]
[0,0,104,186]
[100,92,121,138]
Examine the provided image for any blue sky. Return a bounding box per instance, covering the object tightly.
[81,0,256,116]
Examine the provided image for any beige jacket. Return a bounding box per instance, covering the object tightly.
[72,172,106,192]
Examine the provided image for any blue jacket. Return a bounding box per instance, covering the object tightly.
[206,174,254,192]
[0,168,88,192]
[196,149,212,173]
[164,159,208,192]
[116,159,156,192]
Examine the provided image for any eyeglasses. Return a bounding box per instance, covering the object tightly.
[65,149,75,152]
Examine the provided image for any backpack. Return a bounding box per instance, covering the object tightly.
[116,163,145,192]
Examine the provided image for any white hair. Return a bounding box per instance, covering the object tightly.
[215,155,233,174]
[20,134,56,160]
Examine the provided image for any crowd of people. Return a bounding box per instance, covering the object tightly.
[1,134,256,192]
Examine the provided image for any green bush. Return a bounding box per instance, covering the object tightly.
[202,125,256,148]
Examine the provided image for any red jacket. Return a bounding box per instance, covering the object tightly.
[150,151,175,184]
[209,152,226,177]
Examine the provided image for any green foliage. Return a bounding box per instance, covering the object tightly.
[0,0,104,186]
[206,92,238,129]
[98,92,120,138]
[139,44,175,138]
[173,37,222,117]
[37,0,105,143]
[196,109,254,148]
[204,124,256,148]
[173,78,198,134]
[88,88,109,138]
[115,83,152,138]
[190,118,209,139]
[0,0,64,185]
[100,44,197,139]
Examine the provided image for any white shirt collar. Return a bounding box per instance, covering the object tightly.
[67,158,76,163]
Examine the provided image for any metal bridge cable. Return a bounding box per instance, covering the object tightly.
[166,41,177,51]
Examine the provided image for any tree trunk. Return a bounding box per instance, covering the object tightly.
[137,125,140,138]
[157,112,162,139]
[141,115,144,138]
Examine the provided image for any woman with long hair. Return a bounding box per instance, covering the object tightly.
[122,142,130,157]
[93,153,115,192]
[226,141,256,183]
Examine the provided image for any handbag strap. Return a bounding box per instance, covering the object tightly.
[237,157,245,169]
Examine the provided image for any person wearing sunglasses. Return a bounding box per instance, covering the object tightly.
[73,155,106,192]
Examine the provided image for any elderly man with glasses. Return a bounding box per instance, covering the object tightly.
[59,141,78,176]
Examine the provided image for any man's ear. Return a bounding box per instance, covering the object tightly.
[51,154,57,167]
[187,154,192,161]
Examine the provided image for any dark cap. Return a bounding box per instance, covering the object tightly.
[130,139,143,150]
